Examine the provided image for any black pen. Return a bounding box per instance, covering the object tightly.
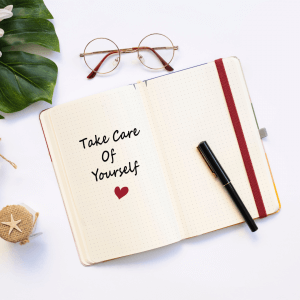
[197,141,258,232]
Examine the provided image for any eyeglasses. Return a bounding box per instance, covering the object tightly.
[80,33,178,79]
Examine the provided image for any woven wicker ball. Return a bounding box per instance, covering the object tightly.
[0,205,34,244]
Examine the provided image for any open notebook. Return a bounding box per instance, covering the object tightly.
[40,57,280,265]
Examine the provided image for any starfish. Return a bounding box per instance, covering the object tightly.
[1,214,22,235]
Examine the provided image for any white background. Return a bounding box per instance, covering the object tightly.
[0,0,299,299]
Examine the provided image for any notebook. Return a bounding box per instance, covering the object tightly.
[40,57,280,266]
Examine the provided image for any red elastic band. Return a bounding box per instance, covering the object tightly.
[215,58,267,218]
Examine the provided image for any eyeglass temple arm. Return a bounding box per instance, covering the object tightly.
[87,51,118,79]
[80,46,178,57]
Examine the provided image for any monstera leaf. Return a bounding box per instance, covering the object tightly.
[0,0,53,19]
[0,51,57,113]
[0,0,59,118]
[0,18,59,51]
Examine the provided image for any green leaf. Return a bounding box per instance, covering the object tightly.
[0,18,59,52]
[0,1,59,117]
[0,0,53,19]
[0,51,58,113]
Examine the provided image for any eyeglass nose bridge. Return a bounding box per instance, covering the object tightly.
[121,48,138,53]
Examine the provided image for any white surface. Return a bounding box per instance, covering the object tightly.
[0,0,299,299]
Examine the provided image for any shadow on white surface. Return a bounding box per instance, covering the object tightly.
[95,215,275,268]
[0,237,47,271]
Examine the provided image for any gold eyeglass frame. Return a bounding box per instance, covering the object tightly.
[82,38,121,75]
[137,33,176,70]
[80,33,178,76]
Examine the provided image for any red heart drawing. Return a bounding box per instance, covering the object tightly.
[114,187,129,199]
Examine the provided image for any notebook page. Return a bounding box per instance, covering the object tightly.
[49,85,181,262]
[138,57,279,238]
[40,110,92,265]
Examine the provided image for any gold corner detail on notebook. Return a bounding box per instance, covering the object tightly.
[264,152,281,214]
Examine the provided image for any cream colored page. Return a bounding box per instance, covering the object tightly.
[40,110,92,265]
[139,57,279,238]
[49,85,181,262]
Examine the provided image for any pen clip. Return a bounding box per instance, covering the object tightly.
[198,148,217,178]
